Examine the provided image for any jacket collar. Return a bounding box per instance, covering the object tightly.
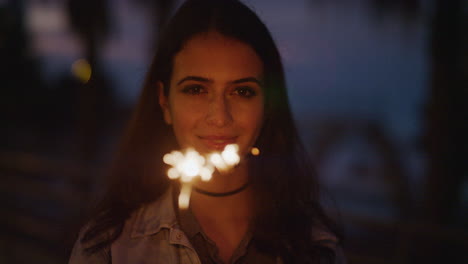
[130,187,177,238]
[129,186,339,245]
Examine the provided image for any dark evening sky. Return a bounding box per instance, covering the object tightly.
[26,0,429,143]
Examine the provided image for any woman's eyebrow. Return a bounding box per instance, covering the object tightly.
[177,76,213,85]
[230,77,263,86]
[176,76,263,86]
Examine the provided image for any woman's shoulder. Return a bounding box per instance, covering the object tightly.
[69,188,177,263]
[119,187,177,239]
[68,224,112,264]
[68,207,144,264]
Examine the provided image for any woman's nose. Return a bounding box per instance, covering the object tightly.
[205,95,233,127]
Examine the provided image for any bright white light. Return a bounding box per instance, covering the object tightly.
[164,148,205,179]
[179,158,199,177]
[163,153,174,165]
[163,144,241,208]
[167,168,179,179]
[222,144,240,166]
[210,153,227,170]
[178,184,192,209]
[200,166,214,181]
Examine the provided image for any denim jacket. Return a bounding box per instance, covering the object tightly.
[69,188,346,264]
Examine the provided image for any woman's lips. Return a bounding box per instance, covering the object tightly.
[198,136,237,151]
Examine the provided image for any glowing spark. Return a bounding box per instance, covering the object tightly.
[200,165,214,181]
[178,183,192,209]
[167,168,179,179]
[178,152,200,177]
[251,147,260,156]
[210,153,226,170]
[163,148,205,180]
[222,144,240,166]
[163,144,240,208]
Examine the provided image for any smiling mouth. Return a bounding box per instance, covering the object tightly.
[198,136,237,151]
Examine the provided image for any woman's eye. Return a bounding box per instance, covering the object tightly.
[182,85,206,95]
[233,86,256,98]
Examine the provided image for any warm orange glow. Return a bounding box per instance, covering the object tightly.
[251,147,260,156]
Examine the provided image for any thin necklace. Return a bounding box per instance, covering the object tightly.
[193,182,250,197]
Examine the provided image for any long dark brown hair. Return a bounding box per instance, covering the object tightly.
[81,0,341,262]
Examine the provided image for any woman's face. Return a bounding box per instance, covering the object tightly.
[159,31,264,158]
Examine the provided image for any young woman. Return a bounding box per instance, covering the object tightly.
[69,0,345,263]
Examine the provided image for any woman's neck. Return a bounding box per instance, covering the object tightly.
[192,159,250,194]
[189,161,253,220]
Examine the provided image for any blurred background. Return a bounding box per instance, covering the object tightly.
[1,0,466,263]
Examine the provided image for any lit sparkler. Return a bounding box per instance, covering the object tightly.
[163,144,241,209]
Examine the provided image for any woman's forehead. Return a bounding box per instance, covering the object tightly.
[171,32,264,83]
